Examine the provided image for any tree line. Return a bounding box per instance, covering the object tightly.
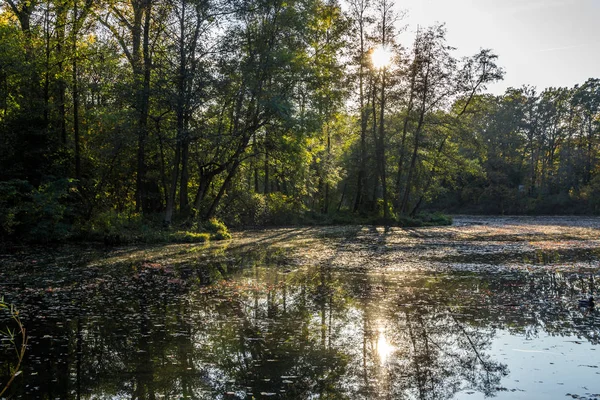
[436,80,600,214]
[0,0,598,241]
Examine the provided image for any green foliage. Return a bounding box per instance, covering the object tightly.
[29,179,78,241]
[416,212,453,226]
[580,176,600,214]
[77,209,144,243]
[0,0,598,241]
[78,211,223,244]
[170,231,211,243]
[0,178,77,242]
[217,192,265,226]
[199,218,232,240]
[0,179,33,237]
[262,193,305,226]
[395,215,425,227]
[222,192,306,227]
[86,209,143,236]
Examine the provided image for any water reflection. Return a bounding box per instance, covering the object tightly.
[376,325,394,365]
[431,247,600,266]
[1,245,599,399]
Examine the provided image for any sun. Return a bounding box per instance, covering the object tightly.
[372,45,393,69]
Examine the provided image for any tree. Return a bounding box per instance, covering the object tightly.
[96,0,165,213]
[397,24,457,215]
[163,0,215,225]
[346,0,372,213]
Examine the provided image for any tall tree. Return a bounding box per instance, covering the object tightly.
[398,24,457,215]
[97,0,162,213]
[347,0,372,212]
[163,0,215,225]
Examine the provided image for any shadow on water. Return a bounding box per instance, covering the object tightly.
[429,247,600,266]
[1,239,600,399]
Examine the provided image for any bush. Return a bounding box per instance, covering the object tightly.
[169,231,210,243]
[76,209,145,243]
[0,178,77,242]
[581,176,600,214]
[0,179,33,238]
[396,215,424,227]
[221,192,304,227]
[227,192,267,226]
[262,193,304,225]
[415,212,453,226]
[78,211,227,244]
[199,218,231,240]
[478,184,518,214]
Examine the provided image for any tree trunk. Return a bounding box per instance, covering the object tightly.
[353,17,368,213]
[253,135,260,192]
[135,1,153,213]
[57,1,67,145]
[7,0,39,112]
[180,139,190,214]
[370,78,379,213]
[400,101,427,215]
[205,161,241,220]
[400,54,431,215]
[264,139,270,195]
[395,62,417,211]
[378,68,388,222]
[43,6,50,130]
[72,0,81,180]
[165,3,187,225]
[192,171,213,213]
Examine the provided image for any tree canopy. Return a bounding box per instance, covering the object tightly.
[0,0,598,241]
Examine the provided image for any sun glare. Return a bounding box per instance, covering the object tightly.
[372,46,393,69]
[376,326,395,365]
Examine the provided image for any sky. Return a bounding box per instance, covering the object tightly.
[397,0,600,94]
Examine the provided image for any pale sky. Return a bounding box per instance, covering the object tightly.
[397,0,600,94]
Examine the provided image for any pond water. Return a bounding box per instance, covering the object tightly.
[1,216,600,399]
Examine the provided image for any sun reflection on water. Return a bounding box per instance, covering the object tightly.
[376,326,395,365]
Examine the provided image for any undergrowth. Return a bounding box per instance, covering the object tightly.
[78,213,231,245]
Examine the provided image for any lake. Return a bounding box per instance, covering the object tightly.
[1,216,600,399]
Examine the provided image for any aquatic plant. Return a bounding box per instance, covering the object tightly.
[0,298,27,397]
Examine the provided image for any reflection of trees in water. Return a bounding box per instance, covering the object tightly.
[336,272,508,400]
[337,268,599,399]
[385,309,507,400]
[1,261,212,398]
[451,271,600,344]
[1,245,599,399]
[0,247,354,399]
[190,263,352,398]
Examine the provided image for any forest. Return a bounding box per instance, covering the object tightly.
[0,0,599,242]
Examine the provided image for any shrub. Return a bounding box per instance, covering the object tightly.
[0,179,33,238]
[415,212,453,226]
[77,209,145,242]
[396,215,424,227]
[0,178,77,242]
[218,192,304,227]
[581,176,600,214]
[230,192,267,226]
[169,231,210,243]
[28,179,78,241]
[200,218,231,240]
[263,193,304,225]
